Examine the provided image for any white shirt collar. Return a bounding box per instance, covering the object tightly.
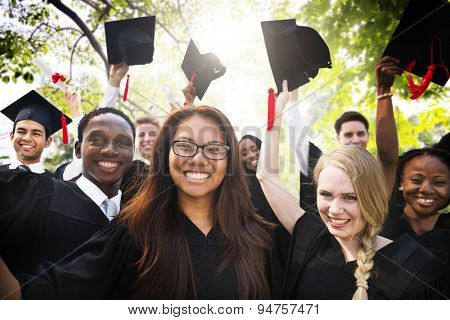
[9,158,45,174]
[133,153,151,166]
[63,158,83,181]
[75,175,122,218]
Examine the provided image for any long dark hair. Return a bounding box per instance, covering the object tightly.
[118,106,272,299]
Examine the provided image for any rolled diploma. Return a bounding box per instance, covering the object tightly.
[33,57,68,92]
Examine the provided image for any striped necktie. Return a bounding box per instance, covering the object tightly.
[101,199,118,221]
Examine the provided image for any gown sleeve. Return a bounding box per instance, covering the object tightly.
[16,222,139,299]
[379,187,406,240]
[284,212,327,298]
[0,171,52,254]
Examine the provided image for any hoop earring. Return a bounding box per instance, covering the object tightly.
[399,186,404,191]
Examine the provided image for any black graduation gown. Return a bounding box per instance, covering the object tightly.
[381,200,450,267]
[0,170,108,274]
[245,170,291,270]
[52,162,69,180]
[0,163,53,178]
[299,142,322,213]
[284,212,449,299]
[17,212,281,299]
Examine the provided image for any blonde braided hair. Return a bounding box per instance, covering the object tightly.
[314,146,389,300]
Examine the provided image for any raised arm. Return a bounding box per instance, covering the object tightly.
[375,56,402,194]
[99,62,129,108]
[257,81,304,233]
[0,258,21,299]
[284,88,311,177]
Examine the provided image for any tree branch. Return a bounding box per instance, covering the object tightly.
[124,0,188,48]
[79,0,100,11]
[70,35,86,79]
[177,0,190,35]
[118,95,149,114]
[28,22,82,45]
[48,0,110,78]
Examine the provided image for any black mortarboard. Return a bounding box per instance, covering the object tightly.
[105,16,156,65]
[261,19,332,93]
[181,39,226,100]
[432,132,450,153]
[1,90,72,137]
[383,0,449,86]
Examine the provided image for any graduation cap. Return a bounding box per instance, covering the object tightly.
[382,0,449,97]
[105,16,156,65]
[432,132,449,153]
[1,90,72,143]
[181,39,226,100]
[261,19,332,93]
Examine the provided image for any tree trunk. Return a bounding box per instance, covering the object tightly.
[47,0,110,78]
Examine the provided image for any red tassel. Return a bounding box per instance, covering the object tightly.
[406,60,436,100]
[405,37,449,100]
[407,65,435,100]
[267,88,275,131]
[61,113,68,144]
[123,75,130,102]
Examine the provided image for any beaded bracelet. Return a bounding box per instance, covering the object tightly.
[377,92,393,100]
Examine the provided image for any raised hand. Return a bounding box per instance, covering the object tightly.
[63,86,82,118]
[376,56,403,95]
[169,101,182,113]
[274,80,289,120]
[109,63,129,87]
[182,84,197,108]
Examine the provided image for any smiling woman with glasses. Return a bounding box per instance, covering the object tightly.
[1,105,281,300]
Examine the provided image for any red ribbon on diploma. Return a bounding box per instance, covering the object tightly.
[51,73,66,84]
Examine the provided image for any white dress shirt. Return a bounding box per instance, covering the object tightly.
[76,175,122,221]
[8,158,46,174]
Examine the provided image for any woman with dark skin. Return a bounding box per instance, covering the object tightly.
[239,135,261,173]
[382,147,450,266]
[0,106,280,299]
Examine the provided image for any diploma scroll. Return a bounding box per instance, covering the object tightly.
[33,57,68,92]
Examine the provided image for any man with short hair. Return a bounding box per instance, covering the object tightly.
[0,90,72,177]
[334,111,369,148]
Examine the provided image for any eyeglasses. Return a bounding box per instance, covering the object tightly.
[172,140,230,160]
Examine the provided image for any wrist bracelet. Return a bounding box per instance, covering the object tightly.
[377,92,393,100]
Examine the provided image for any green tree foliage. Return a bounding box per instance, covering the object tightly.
[272,0,449,154]
[0,1,51,84]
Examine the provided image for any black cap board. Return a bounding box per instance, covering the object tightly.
[432,132,449,153]
[181,39,226,100]
[1,90,72,137]
[261,19,332,93]
[382,0,449,86]
[105,16,156,65]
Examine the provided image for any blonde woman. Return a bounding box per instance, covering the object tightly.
[257,81,448,299]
